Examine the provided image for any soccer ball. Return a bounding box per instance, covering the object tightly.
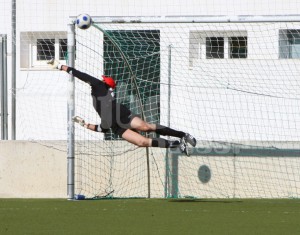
[76,14,92,30]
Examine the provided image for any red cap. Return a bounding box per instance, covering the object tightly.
[102,75,116,89]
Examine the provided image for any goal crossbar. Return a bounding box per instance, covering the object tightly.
[70,15,300,24]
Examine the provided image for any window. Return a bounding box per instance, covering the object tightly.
[189,31,247,65]
[229,37,247,58]
[37,39,55,60]
[206,37,224,59]
[35,38,67,64]
[206,36,247,59]
[59,39,68,60]
[20,32,67,69]
[279,29,300,58]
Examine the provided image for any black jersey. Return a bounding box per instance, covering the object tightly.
[68,67,132,135]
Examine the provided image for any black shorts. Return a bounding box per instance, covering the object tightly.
[112,113,139,136]
[100,103,139,137]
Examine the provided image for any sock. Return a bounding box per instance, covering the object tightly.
[152,138,180,148]
[155,124,185,138]
[151,138,171,148]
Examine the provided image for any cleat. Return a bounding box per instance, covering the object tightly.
[168,140,180,148]
[184,133,197,147]
[179,138,189,156]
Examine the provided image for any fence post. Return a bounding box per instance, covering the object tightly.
[11,0,16,139]
[0,35,8,140]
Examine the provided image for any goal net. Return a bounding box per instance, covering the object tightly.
[71,16,300,199]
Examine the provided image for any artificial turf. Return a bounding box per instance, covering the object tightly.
[0,198,299,235]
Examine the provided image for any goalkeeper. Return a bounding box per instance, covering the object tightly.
[49,60,196,155]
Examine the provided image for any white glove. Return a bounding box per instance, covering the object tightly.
[47,58,63,70]
[72,116,86,127]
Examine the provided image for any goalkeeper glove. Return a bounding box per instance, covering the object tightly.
[47,58,63,70]
[72,116,86,128]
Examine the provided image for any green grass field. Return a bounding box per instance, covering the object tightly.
[1,198,300,235]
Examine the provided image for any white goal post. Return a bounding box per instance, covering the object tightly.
[67,15,300,199]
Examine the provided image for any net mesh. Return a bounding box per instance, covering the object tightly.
[71,21,300,198]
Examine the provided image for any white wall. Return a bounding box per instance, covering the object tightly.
[14,20,300,141]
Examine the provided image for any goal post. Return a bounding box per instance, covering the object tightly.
[70,15,300,199]
[67,23,76,200]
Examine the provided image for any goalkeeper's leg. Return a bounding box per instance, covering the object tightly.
[129,116,197,147]
[122,129,180,149]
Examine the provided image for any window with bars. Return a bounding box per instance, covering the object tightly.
[206,36,247,59]
[20,32,68,68]
[37,39,55,60]
[36,38,68,61]
[279,29,300,59]
[206,37,224,59]
[189,31,248,65]
[229,36,247,59]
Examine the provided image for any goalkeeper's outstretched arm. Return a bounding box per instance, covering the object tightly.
[60,65,100,86]
[48,59,100,86]
[72,116,100,132]
[85,123,98,132]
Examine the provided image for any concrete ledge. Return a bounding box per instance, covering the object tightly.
[0,141,67,198]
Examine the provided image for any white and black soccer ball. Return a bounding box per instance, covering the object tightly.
[76,14,92,30]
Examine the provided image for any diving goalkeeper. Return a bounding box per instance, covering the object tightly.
[49,59,196,155]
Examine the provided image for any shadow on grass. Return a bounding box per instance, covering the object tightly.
[168,198,243,203]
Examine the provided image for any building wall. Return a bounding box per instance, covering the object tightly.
[11,21,300,141]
